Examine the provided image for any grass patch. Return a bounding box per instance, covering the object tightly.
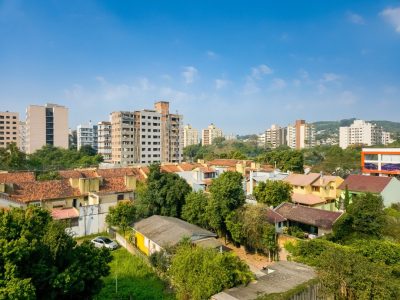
[75,231,109,243]
[96,248,175,300]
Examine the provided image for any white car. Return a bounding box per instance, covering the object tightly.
[91,236,118,250]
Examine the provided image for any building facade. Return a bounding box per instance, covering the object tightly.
[26,103,68,154]
[111,111,135,166]
[97,121,112,162]
[201,123,223,146]
[77,122,98,151]
[183,124,199,147]
[265,124,287,149]
[0,111,20,149]
[287,120,315,149]
[19,121,26,152]
[339,120,387,149]
[362,148,400,176]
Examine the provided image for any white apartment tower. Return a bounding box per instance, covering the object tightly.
[0,111,20,149]
[339,120,386,149]
[202,123,223,146]
[286,120,315,149]
[265,124,287,149]
[183,124,199,147]
[77,122,98,151]
[111,111,135,166]
[26,103,68,154]
[97,121,112,162]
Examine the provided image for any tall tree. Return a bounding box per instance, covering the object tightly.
[0,142,28,170]
[106,201,137,235]
[253,180,293,207]
[207,171,245,237]
[0,207,112,299]
[181,191,209,228]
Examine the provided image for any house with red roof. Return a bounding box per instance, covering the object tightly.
[338,174,400,207]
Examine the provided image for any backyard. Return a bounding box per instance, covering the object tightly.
[95,248,175,300]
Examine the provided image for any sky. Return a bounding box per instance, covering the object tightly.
[0,0,400,135]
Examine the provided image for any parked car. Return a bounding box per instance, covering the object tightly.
[91,236,118,250]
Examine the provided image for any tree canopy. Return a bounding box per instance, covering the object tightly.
[257,149,304,173]
[181,190,210,229]
[253,180,293,207]
[0,207,112,299]
[136,164,192,218]
[168,243,253,300]
[106,200,137,234]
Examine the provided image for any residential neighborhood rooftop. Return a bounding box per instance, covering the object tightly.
[284,173,321,187]
[338,174,393,193]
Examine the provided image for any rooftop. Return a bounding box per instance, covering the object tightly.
[291,193,326,206]
[284,173,321,187]
[338,174,393,193]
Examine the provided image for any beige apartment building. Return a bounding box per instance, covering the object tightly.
[202,123,223,146]
[265,124,287,149]
[287,120,316,150]
[0,111,20,149]
[111,111,135,166]
[97,121,112,162]
[183,124,199,147]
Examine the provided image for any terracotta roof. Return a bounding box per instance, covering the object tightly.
[0,172,36,183]
[99,176,132,194]
[97,167,137,178]
[58,169,98,179]
[266,209,286,224]
[161,164,181,173]
[178,163,204,171]
[275,202,343,229]
[284,173,321,186]
[207,159,240,167]
[311,176,339,187]
[338,175,393,193]
[51,207,79,220]
[291,193,326,206]
[10,180,81,203]
[197,166,216,173]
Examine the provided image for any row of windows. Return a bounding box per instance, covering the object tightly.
[0,121,17,125]
[141,154,160,158]
[141,148,160,151]
[141,116,160,120]
[0,116,17,119]
[141,128,160,132]
[0,137,17,140]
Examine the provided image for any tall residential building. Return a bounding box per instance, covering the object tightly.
[183,124,199,147]
[110,101,183,166]
[19,121,26,152]
[111,111,135,166]
[97,121,112,162]
[339,120,386,149]
[0,111,20,149]
[265,124,287,149]
[77,122,98,151]
[287,120,316,149]
[201,123,223,146]
[154,101,183,163]
[26,103,68,154]
[257,133,266,148]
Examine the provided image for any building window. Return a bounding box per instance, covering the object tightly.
[117,194,124,201]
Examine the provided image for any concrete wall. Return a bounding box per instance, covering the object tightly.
[382,178,400,206]
[26,105,46,154]
[53,105,69,149]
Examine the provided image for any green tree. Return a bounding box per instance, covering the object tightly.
[257,149,304,172]
[79,144,97,156]
[136,164,192,218]
[207,171,245,237]
[106,201,137,235]
[168,243,253,300]
[181,191,209,228]
[0,142,28,170]
[335,193,387,240]
[253,180,293,207]
[0,207,112,299]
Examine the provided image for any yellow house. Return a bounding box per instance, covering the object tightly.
[284,173,344,211]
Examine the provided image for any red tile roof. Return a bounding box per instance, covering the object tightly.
[266,209,286,224]
[197,166,216,173]
[51,207,79,220]
[10,180,81,203]
[178,162,204,171]
[207,159,240,167]
[284,173,321,187]
[275,202,343,229]
[58,169,98,179]
[311,176,339,187]
[161,164,182,173]
[0,172,36,183]
[338,175,392,193]
[97,167,138,178]
[99,176,133,194]
[291,193,326,206]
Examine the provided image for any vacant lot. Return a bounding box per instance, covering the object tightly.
[96,248,175,300]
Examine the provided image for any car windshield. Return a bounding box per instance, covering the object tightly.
[101,237,113,244]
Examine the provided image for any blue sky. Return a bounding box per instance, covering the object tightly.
[0,0,399,134]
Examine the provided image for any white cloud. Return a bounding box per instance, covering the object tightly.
[380,7,400,33]
[347,11,365,25]
[251,64,273,79]
[270,78,287,90]
[321,73,341,82]
[215,79,229,90]
[206,50,218,59]
[182,66,198,84]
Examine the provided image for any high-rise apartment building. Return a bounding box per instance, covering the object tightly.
[111,111,135,166]
[19,121,26,152]
[97,121,112,162]
[110,101,183,166]
[183,124,199,147]
[77,122,98,151]
[0,111,20,149]
[26,103,68,154]
[339,119,387,149]
[265,124,287,149]
[287,120,315,149]
[201,123,223,146]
